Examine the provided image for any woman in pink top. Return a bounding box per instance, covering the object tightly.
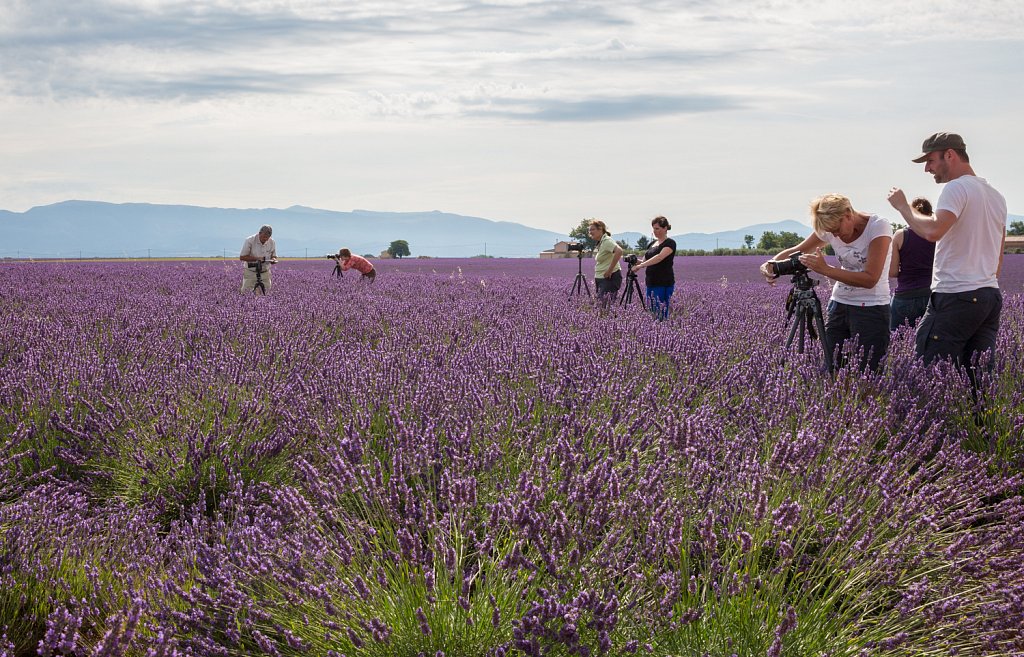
[337,248,376,282]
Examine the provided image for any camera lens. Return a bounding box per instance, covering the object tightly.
[769,252,808,277]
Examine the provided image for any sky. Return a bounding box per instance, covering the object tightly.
[2,0,1022,237]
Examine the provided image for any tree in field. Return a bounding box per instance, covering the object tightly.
[757,231,803,251]
[636,235,651,251]
[569,219,599,250]
[743,234,754,249]
[757,231,780,250]
[387,240,411,258]
[1009,220,1024,236]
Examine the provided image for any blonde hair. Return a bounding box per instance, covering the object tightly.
[810,194,853,235]
[588,219,611,237]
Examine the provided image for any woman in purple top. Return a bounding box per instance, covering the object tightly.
[888,198,936,331]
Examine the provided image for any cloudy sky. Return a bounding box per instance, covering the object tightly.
[2,0,1022,238]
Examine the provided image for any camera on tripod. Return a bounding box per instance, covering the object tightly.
[767,252,832,371]
[623,253,638,267]
[324,253,345,277]
[566,242,585,253]
[768,252,809,277]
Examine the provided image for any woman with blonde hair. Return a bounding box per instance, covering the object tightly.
[759,194,893,372]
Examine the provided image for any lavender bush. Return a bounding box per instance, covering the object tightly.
[1,257,1022,656]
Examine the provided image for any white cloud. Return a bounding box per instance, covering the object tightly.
[1,0,1022,230]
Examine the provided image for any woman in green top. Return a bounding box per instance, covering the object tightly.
[588,220,623,304]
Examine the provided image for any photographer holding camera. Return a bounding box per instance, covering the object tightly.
[239,225,277,293]
[333,248,376,282]
[588,220,622,304]
[760,194,893,372]
[632,215,677,320]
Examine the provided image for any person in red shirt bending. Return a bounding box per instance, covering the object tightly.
[336,248,376,282]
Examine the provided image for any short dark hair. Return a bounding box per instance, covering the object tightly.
[259,225,273,236]
[911,197,933,216]
[952,148,970,163]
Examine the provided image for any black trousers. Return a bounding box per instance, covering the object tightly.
[595,271,622,301]
[916,288,1001,373]
[824,301,890,373]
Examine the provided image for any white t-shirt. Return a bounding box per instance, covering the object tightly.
[933,176,1005,293]
[240,234,277,264]
[817,215,892,306]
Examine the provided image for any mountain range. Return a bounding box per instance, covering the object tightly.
[2,201,1020,259]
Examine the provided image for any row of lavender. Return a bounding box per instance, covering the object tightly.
[1,259,1022,656]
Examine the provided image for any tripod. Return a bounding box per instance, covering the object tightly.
[783,270,832,371]
[251,260,268,295]
[619,261,646,309]
[569,250,591,298]
[332,262,343,277]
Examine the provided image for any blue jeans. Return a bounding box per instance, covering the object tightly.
[890,292,929,331]
[646,285,674,320]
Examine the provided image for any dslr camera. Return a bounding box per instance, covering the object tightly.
[247,257,275,269]
[623,253,639,266]
[325,253,340,260]
[768,252,808,277]
[566,242,585,252]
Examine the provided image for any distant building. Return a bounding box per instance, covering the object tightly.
[1006,235,1024,253]
[539,240,586,259]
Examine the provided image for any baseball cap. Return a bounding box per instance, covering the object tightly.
[912,132,966,163]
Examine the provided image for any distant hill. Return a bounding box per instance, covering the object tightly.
[670,220,811,251]
[31,200,1024,259]
[0,202,570,259]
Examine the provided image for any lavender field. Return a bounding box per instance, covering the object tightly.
[2,256,1023,657]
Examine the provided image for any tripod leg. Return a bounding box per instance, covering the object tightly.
[798,306,807,354]
[785,311,800,352]
[572,274,591,298]
[813,299,832,372]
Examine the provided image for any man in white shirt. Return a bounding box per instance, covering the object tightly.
[888,132,1006,380]
[239,225,277,293]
